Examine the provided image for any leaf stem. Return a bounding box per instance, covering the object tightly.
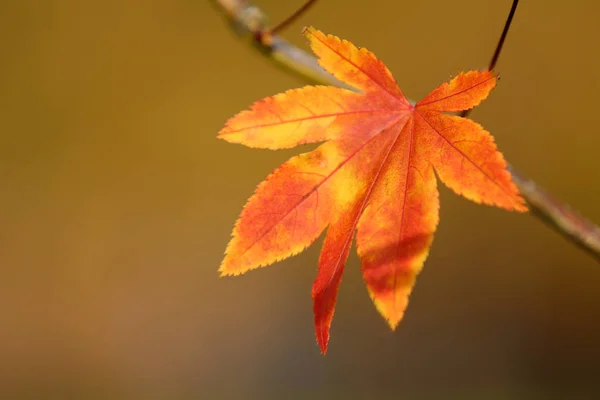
[212,0,600,262]
[488,0,520,71]
[461,0,519,118]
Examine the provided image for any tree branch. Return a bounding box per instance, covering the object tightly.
[211,0,600,262]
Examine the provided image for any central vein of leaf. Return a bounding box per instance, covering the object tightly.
[392,116,415,317]
[416,75,495,108]
[227,109,404,134]
[323,115,413,289]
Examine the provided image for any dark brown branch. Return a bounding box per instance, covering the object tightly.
[212,0,600,262]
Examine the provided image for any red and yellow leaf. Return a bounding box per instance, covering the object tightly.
[218,26,526,354]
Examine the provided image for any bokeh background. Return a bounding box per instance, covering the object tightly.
[2,0,600,398]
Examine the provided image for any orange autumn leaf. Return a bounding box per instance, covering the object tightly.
[218,26,527,354]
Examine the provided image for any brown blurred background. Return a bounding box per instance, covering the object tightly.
[1,0,599,398]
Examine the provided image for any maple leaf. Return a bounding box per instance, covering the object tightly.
[218,26,527,354]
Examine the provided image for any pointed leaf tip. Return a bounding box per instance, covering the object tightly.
[316,326,329,355]
[301,25,314,37]
[218,257,243,277]
[375,300,406,331]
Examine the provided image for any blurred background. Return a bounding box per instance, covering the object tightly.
[1,0,599,398]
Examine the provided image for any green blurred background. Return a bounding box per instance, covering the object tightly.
[1,0,599,398]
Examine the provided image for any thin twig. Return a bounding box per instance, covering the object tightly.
[212,0,600,262]
[270,0,318,35]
